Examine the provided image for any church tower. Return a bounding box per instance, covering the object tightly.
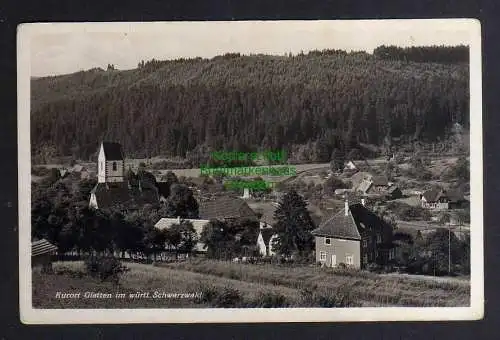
[97,142,125,183]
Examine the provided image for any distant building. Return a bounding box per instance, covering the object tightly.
[155,217,210,253]
[344,160,359,171]
[334,188,354,196]
[242,188,251,199]
[257,227,277,256]
[89,142,160,211]
[356,175,402,199]
[420,189,468,210]
[386,186,403,200]
[198,196,259,222]
[311,200,394,269]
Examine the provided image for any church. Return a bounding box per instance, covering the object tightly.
[89,142,163,211]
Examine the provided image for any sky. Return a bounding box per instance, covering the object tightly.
[27,20,476,77]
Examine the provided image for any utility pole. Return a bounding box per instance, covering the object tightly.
[448,225,451,275]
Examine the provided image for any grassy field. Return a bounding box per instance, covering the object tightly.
[160,259,470,307]
[33,259,470,309]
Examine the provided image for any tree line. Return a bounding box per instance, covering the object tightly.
[31,46,469,163]
[373,45,469,63]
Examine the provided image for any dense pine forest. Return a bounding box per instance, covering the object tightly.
[30,45,469,162]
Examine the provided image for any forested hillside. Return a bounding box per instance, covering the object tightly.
[31,46,469,162]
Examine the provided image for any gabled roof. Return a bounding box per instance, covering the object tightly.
[32,239,58,257]
[312,206,361,240]
[422,189,464,203]
[371,176,389,186]
[312,203,388,241]
[90,182,159,210]
[357,179,372,194]
[422,189,441,202]
[101,142,124,161]
[388,186,401,194]
[260,227,276,245]
[199,196,258,220]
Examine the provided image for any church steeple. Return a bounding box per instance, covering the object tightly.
[97,142,125,183]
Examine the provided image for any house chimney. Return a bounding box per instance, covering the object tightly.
[361,198,366,207]
[345,199,349,216]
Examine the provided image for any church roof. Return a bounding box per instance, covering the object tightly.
[101,142,124,161]
[91,182,159,210]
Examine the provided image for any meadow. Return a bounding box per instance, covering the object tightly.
[32,259,470,309]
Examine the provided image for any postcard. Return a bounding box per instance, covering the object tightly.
[18,19,483,324]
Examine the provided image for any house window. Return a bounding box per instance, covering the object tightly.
[319,252,327,261]
[345,254,354,265]
[325,238,331,245]
[363,239,368,248]
[376,234,382,243]
[363,254,368,263]
[112,162,117,171]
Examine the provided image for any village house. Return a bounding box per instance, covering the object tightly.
[311,199,395,269]
[343,160,360,171]
[155,216,210,253]
[343,160,371,173]
[89,142,161,211]
[257,227,277,256]
[356,175,402,200]
[32,238,58,273]
[198,196,260,222]
[420,189,468,210]
[254,208,278,256]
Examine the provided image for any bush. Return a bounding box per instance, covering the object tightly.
[252,292,289,308]
[214,287,243,307]
[299,286,357,307]
[337,262,347,270]
[84,256,129,284]
[386,201,431,221]
[366,263,383,273]
[31,166,51,177]
[200,284,219,304]
[200,285,243,307]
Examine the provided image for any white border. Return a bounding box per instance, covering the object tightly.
[18,19,483,324]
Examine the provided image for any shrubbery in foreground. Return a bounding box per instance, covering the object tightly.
[84,256,129,284]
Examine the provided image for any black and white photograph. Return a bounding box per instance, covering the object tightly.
[18,20,483,323]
